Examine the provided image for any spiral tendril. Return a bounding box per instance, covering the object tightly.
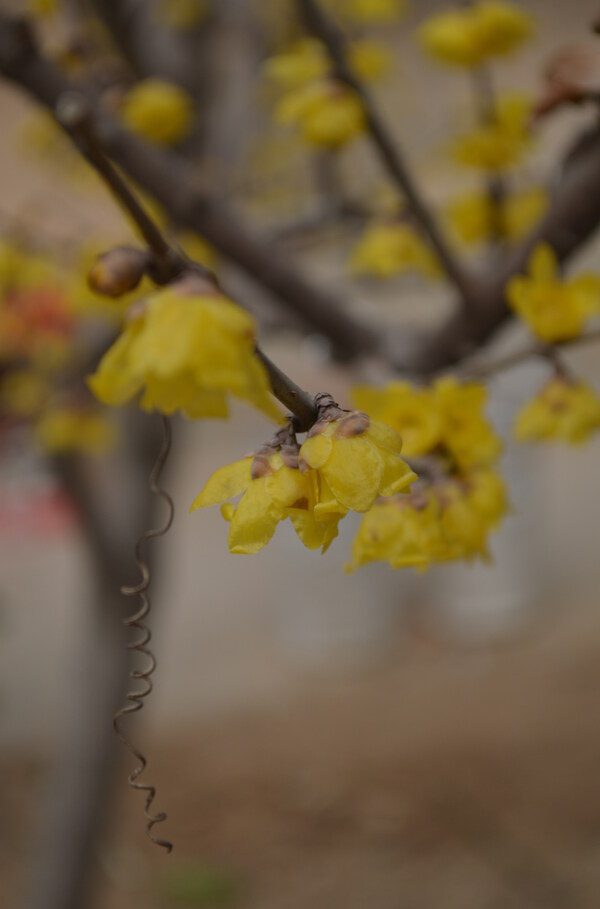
[113,414,174,853]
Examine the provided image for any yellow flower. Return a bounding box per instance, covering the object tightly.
[35,408,117,454]
[120,79,194,146]
[349,469,507,571]
[349,222,440,279]
[445,186,548,246]
[191,447,341,555]
[514,378,600,445]
[87,279,281,421]
[452,93,532,172]
[352,382,442,457]
[299,408,417,514]
[418,1,533,68]
[264,38,390,90]
[348,491,443,571]
[507,243,600,342]
[433,377,502,470]
[274,79,365,148]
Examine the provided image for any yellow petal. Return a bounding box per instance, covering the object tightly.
[529,242,557,282]
[378,452,418,497]
[266,465,309,508]
[288,509,340,551]
[190,458,253,510]
[300,432,333,469]
[322,436,382,512]
[227,479,282,554]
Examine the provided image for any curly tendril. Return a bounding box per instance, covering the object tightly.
[113,414,174,853]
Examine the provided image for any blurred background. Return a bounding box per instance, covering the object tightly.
[2,1,600,907]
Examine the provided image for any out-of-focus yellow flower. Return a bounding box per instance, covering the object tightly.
[87,279,281,421]
[445,186,548,246]
[349,468,507,571]
[264,38,390,90]
[352,382,442,456]
[452,93,532,172]
[274,79,365,148]
[174,231,217,270]
[349,221,440,279]
[191,447,341,554]
[418,1,533,68]
[299,409,417,514]
[156,0,209,29]
[35,408,117,454]
[433,377,502,470]
[507,243,600,342]
[514,378,600,444]
[351,377,501,469]
[0,370,48,417]
[120,79,194,146]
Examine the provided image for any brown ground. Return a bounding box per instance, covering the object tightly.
[4,595,600,909]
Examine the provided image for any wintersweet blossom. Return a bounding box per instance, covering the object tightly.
[445,187,548,247]
[264,38,390,90]
[507,244,600,342]
[349,469,508,571]
[88,276,281,421]
[191,443,341,555]
[120,79,194,146]
[418,1,533,68]
[274,79,365,148]
[451,94,532,172]
[327,0,406,25]
[352,378,501,470]
[35,408,117,454]
[349,222,440,279]
[514,378,600,445]
[298,406,417,515]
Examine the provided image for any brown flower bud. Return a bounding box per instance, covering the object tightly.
[88,246,148,298]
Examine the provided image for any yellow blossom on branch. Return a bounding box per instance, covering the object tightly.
[507,243,600,342]
[274,78,366,148]
[120,79,194,146]
[349,469,508,571]
[514,378,600,445]
[87,276,281,421]
[264,38,390,91]
[35,408,117,454]
[451,93,532,172]
[445,186,548,247]
[418,1,533,68]
[352,382,441,456]
[349,221,440,279]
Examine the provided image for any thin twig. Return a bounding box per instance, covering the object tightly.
[461,327,600,379]
[296,0,479,312]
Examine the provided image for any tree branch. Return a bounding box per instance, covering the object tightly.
[0,13,381,368]
[296,0,480,314]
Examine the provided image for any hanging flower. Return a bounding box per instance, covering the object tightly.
[349,221,440,279]
[120,78,195,146]
[514,377,600,444]
[418,1,534,68]
[507,243,600,342]
[352,382,442,456]
[433,377,503,470]
[451,94,532,172]
[445,186,548,246]
[35,407,117,454]
[87,275,281,421]
[274,78,366,148]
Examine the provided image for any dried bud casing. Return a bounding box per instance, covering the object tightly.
[88,246,148,298]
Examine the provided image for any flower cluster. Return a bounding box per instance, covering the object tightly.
[451,93,532,173]
[191,396,417,554]
[418,1,533,68]
[88,274,281,421]
[349,220,440,280]
[349,378,507,569]
[264,37,388,148]
[514,378,600,445]
[445,187,548,247]
[507,243,600,342]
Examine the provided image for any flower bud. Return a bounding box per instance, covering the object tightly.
[88,246,148,298]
